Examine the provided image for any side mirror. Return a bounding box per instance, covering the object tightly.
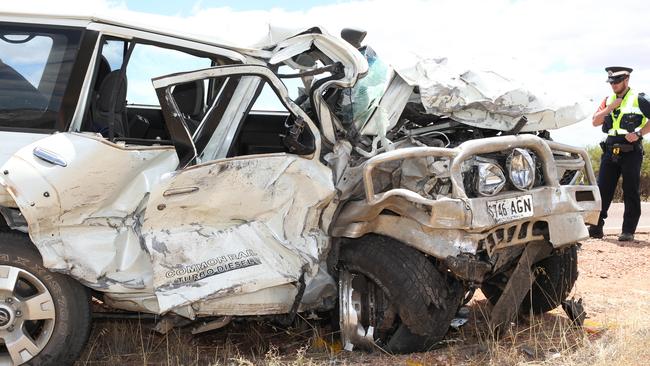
[340,28,367,49]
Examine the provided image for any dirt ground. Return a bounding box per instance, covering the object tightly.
[77,235,650,365]
[573,233,650,324]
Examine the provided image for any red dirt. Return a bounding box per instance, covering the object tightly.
[573,233,650,324]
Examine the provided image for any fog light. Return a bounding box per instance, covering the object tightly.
[507,148,535,190]
[477,162,506,196]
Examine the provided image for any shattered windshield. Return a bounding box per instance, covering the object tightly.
[336,46,390,132]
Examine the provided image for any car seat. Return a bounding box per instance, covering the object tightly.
[91,69,128,137]
[171,80,205,134]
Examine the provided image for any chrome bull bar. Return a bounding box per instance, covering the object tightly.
[362,135,597,206]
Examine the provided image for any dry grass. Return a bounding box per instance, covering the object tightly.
[457,298,650,366]
[76,296,650,366]
[545,303,650,366]
[77,314,348,366]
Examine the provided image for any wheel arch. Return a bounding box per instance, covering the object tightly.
[333,213,478,260]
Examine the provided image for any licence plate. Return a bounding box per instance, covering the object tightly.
[487,195,533,224]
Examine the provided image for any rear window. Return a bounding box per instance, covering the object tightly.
[0,24,82,130]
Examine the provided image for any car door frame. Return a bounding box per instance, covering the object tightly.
[152,64,323,167]
[66,22,248,136]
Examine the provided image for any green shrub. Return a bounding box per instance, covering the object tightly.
[586,142,650,202]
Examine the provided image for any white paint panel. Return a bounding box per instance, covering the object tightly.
[1,133,178,293]
[0,131,50,169]
[143,154,335,312]
[195,284,298,316]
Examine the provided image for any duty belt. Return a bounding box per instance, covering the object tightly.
[608,128,632,136]
[608,143,636,155]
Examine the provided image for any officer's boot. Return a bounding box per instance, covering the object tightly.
[618,232,635,241]
[588,225,604,239]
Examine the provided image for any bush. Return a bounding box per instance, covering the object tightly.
[586,142,650,202]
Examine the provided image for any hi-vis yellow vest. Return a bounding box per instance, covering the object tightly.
[606,89,648,135]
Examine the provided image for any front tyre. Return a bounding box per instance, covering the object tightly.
[338,235,462,353]
[0,233,91,365]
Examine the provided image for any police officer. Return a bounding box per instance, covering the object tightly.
[589,66,650,241]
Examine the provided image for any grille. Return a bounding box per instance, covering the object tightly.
[479,220,546,256]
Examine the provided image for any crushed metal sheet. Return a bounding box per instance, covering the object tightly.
[142,155,335,312]
[395,58,586,132]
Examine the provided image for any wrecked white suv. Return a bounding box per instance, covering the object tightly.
[0,13,600,365]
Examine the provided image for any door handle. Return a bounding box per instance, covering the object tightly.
[163,187,200,197]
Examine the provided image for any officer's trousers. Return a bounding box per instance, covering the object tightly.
[597,147,643,234]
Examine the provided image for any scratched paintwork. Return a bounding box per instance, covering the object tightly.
[0,133,177,294]
[142,155,335,312]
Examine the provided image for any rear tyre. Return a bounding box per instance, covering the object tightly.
[338,235,462,353]
[0,232,92,365]
[482,243,578,314]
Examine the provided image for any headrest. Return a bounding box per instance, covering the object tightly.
[172,80,205,118]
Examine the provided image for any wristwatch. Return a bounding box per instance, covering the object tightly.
[635,131,643,138]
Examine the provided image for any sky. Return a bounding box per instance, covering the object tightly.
[3,0,650,147]
[124,0,338,14]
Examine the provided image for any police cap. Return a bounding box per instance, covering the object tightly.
[605,66,633,83]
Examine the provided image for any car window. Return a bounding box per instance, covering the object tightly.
[126,44,212,106]
[175,74,314,164]
[0,25,82,130]
[101,39,125,71]
[85,37,217,141]
[250,66,301,112]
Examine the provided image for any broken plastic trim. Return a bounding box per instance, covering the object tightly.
[282,117,314,155]
[0,207,27,233]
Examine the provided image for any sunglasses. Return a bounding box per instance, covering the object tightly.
[608,76,628,85]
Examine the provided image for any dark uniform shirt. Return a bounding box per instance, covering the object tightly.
[598,91,650,144]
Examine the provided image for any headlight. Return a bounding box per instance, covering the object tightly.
[507,148,535,190]
[476,162,506,196]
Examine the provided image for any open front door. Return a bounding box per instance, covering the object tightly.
[143,65,335,313]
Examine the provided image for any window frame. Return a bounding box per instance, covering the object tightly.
[78,33,239,141]
[152,64,322,169]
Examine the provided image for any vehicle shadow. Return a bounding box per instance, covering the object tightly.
[601,235,650,248]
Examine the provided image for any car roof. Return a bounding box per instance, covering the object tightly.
[0,11,255,54]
